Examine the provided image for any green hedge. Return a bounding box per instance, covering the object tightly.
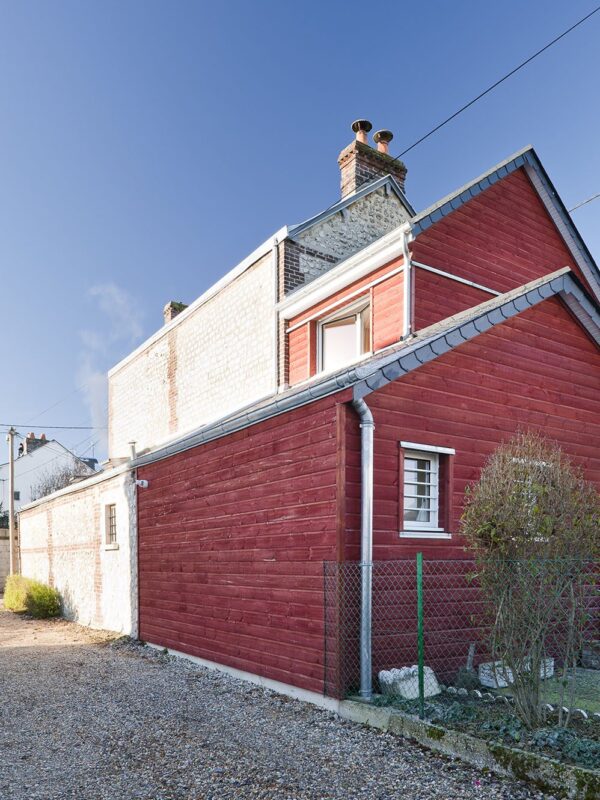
[4,575,61,618]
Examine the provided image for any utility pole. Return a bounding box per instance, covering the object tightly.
[7,427,16,574]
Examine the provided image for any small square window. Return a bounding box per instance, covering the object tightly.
[403,451,439,529]
[106,504,117,545]
[399,443,456,538]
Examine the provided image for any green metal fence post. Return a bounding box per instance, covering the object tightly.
[416,552,425,720]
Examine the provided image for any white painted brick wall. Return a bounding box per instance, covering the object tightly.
[19,470,137,635]
[109,253,276,458]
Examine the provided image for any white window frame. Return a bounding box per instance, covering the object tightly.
[402,449,440,531]
[317,298,371,374]
[104,503,118,549]
[400,444,455,539]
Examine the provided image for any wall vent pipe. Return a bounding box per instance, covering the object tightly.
[352,396,375,700]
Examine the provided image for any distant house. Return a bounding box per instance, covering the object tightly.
[0,432,97,512]
[18,123,600,704]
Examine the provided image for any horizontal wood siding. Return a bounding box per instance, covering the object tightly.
[372,271,404,350]
[288,324,310,385]
[137,393,348,695]
[343,297,600,562]
[413,267,491,331]
[412,169,588,313]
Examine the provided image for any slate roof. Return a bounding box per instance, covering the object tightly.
[134,267,599,467]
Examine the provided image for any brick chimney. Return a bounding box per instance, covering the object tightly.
[163,300,188,325]
[20,432,48,456]
[338,120,407,198]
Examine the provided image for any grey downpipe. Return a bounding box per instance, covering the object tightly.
[401,227,413,340]
[352,396,374,699]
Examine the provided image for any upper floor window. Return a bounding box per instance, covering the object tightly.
[318,300,371,373]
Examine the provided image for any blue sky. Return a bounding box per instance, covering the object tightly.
[1,0,599,461]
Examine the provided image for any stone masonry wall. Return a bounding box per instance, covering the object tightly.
[19,470,137,635]
[109,253,276,458]
[284,188,408,294]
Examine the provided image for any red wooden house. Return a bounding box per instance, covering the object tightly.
[134,129,600,704]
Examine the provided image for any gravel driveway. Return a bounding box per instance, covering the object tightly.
[0,607,550,800]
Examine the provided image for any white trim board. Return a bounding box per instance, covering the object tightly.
[412,262,500,296]
[400,442,456,455]
[146,643,340,712]
[286,266,403,334]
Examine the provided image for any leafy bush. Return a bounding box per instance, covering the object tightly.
[461,432,600,729]
[3,575,61,618]
[4,575,30,612]
[25,581,61,618]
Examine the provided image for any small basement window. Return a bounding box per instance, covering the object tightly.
[105,504,117,545]
[319,300,371,373]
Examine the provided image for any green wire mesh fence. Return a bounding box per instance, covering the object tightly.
[323,556,599,720]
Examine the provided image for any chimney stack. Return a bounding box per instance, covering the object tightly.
[338,120,407,198]
[163,300,188,325]
[21,432,49,456]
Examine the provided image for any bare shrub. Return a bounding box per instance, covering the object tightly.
[30,463,93,501]
[461,431,599,728]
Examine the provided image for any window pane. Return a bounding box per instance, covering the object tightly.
[403,450,439,527]
[322,315,357,372]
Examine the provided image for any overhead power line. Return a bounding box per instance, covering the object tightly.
[392,6,600,160]
[569,192,600,212]
[0,423,105,431]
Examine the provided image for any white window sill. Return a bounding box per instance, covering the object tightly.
[399,530,452,539]
[104,543,119,551]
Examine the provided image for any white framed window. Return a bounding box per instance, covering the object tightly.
[318,299,371,373]
[403,450,440,531]
[105,504,117,545]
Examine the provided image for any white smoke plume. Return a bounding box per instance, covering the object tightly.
[79,283,143,457]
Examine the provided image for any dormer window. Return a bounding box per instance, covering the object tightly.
[318,300,371,373]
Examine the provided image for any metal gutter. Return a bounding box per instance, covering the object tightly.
[352,397,375,700]
[401,229,413,339]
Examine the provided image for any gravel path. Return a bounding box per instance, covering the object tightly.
[0,607,551,799]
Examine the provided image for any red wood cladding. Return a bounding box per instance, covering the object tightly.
[342,297,600,563]
[412,168,588,296]
[372,271,404,350]
[413,267,491,331]
[137,393,350,695]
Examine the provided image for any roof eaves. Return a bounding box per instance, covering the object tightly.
[411,146,532,235]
